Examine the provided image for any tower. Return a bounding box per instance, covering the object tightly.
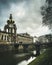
[4,14,17,43]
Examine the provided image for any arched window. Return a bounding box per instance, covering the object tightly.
[1,35,3,40]
[13,29,14,33]
[6,29,8,32]
[5,35,6,40]
[7,36,9,42]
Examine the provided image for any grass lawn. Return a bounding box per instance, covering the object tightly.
[28,47,52,65]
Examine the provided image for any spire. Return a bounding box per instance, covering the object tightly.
[9,14,12,19]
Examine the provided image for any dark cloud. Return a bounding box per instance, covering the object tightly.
[0,0,28,7]
[0,0,27,15]
[0,0,22,4]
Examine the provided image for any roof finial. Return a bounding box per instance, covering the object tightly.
[9,14,12,19]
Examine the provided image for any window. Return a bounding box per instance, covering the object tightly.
[5,35,6,40]
[7,36,9,42]
[6,29,8,32]
[13,29,14,33]
[1,35,3,40]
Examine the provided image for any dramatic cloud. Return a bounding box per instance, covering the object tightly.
[0,0,51,36]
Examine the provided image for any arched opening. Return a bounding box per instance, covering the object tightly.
[1,35,3,40]
[6,29,8,32]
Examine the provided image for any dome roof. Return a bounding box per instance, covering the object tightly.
[7,20,14,24]
[7,14,15,24]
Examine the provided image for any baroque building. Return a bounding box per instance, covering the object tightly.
[38,34,52,43]
[0,14,33,44]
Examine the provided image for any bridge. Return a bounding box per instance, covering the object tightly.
[0,42,52,56]
[13,42,52,55]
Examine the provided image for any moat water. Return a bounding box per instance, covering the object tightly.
[0,51,36,65]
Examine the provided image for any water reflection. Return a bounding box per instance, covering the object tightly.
[18,61,28,65]
[32,51,36,55]
[27,57,36,64]
[0,51,36,65]
[18,57,36,65]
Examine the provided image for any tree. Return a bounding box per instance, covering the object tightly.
[41,0,52,30]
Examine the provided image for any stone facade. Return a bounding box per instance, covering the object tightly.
[16,33,33,43]
[38,34,52,43]
[0,14,33,44]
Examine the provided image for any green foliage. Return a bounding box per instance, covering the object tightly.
[28,47,52,65]
[41,0,52,30]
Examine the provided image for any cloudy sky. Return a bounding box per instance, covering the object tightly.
[0,0,51,37]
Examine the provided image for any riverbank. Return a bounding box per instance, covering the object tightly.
[28,47,52,65]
